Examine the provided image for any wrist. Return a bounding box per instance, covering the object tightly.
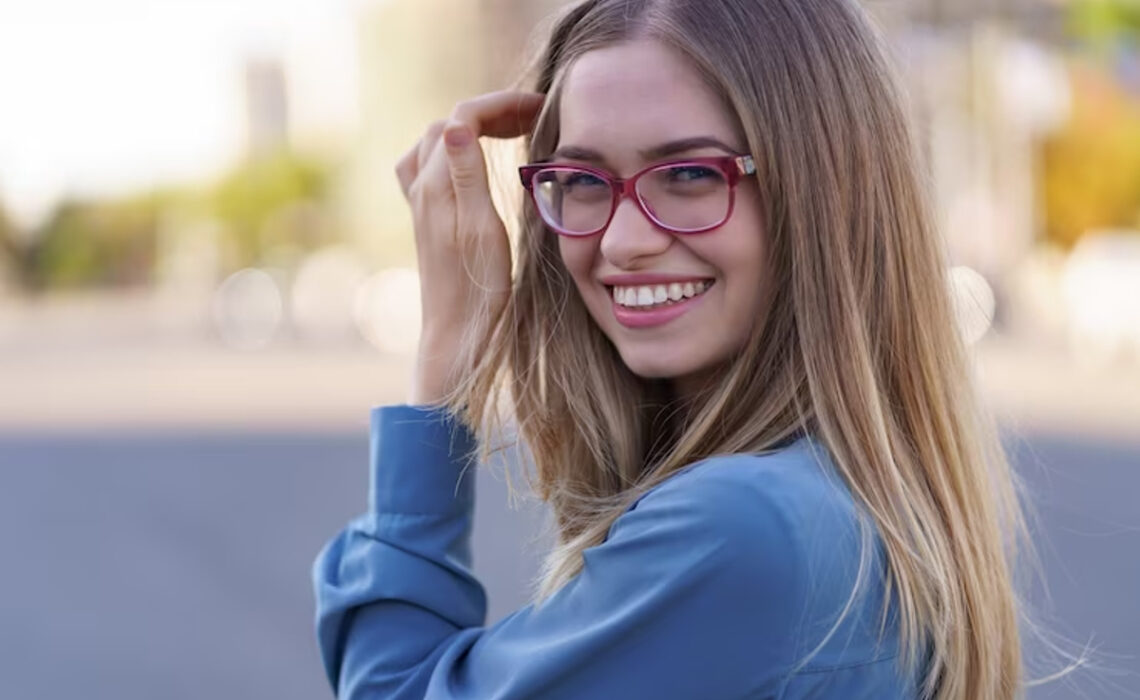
[409,359,448,406]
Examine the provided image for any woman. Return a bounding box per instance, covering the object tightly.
[313,0,1029,697]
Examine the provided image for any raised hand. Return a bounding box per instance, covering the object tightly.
[394,91,545,406]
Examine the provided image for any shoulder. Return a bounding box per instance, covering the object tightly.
[618,434,899,668]
[626,434,864,560]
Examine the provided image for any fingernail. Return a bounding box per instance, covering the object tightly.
[444,126,472,148]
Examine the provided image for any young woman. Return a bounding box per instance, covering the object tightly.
[313,0,1030,697]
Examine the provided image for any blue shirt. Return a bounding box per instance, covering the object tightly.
[312,404,919,698]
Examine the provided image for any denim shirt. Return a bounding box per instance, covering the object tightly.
[312,404,919,698]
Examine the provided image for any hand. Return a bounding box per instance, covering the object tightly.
[394,91,545,406]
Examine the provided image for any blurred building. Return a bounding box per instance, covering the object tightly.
[870,0,1072,323]
[344,0,562,266]
[900,0,1066,39]
[244,57,291,158]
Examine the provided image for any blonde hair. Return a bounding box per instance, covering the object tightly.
[443,1,1033,697]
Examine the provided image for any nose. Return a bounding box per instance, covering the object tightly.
[598,195,672,268]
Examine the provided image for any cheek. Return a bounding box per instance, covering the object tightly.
[558,235,599,290]
[689,212,770,328]
[722,199,768,298]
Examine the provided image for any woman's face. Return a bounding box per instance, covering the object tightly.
[555,38,770,399]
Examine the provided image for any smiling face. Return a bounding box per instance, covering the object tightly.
[553,38,770,399]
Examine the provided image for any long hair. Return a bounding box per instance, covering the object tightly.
[443,1,1029,697]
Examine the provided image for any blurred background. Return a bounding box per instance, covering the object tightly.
[0,0,1137,697]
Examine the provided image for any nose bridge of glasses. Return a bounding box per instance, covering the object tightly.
[616,175,639,201]
[604,185,667,242]
[612,173,657,224]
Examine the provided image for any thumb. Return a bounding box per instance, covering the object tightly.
[443,121,492,210]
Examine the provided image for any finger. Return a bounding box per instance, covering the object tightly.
[417,120,447,171]
[442,119,495,225]
[396,121,447,201]
[450,91,545,140]
[395,143,420,199]
[412,139,453,208]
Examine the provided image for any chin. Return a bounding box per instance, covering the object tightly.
[616,347,704,381]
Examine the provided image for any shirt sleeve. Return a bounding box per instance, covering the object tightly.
[312,403,809,699]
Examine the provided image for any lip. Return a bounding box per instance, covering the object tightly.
[599,273,715,286]
[610,281,714,329]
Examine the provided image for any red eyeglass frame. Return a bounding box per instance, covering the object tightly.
[518,154,757,236]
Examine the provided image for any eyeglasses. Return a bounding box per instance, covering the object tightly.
[518,154,756,237]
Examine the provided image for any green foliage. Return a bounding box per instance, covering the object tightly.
[29,193,165,290]
[0,202,15,260]
[0,202,20,289]
[210,150,334,268]
[1068,0,1140,44]
[13,148,339,291]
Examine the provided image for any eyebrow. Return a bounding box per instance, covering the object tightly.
[549,136,742,164]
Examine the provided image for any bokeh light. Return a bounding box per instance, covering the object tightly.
[210,267,284,349]
[354,266,422,355]
[290,245,368,344]
[949,265,997,345]
[1063,230,1140,365]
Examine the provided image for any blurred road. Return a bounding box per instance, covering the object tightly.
[0,428,549,700]
[0,429,1135,699]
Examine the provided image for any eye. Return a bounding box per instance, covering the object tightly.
[563,171,607,189]
[664,165,722,183]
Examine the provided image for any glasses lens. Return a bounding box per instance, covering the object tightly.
[636,163,731,233]
[532,168,612,235]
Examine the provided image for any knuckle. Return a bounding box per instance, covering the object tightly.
[394,157,412,180]
[411,174,450,203]
[450,168,480,190]
[399,139,419,159]
[407,178,428,202]
[422,121,446,146]
[415,123,446,158]
[450,100,473,121]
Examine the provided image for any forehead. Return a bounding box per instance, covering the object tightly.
[558,39,740,156]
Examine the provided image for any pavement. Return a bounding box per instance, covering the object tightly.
[1,290,1138,442]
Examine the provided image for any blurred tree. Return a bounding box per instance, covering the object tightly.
[7,148,338,293]
[1041,63,1140,248]
[27,193,168,291]
[0,202,14,253]
[0,201,21,289]
[210,149,335,269]
[1068,0,1140,44]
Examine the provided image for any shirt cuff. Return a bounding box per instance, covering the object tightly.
[368,404,477,517]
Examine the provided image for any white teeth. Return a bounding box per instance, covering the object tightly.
[611,280,713,308]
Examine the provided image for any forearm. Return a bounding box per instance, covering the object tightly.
[312,405,487,697]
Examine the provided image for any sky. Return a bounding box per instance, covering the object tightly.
[0,0,367,230]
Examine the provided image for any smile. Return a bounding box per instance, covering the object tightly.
[611,280,712,309]
[607,280,715,329]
